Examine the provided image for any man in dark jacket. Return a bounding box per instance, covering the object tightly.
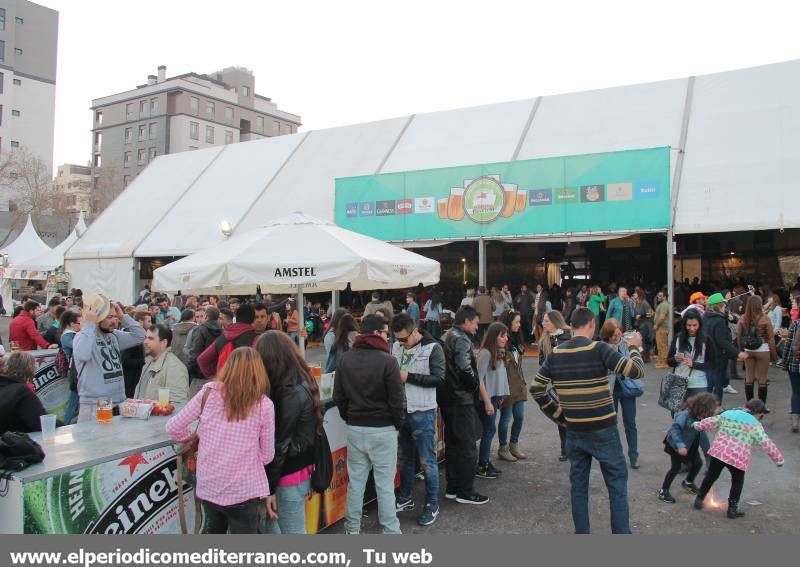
[515,284,535,344]
[197,304,256,380]
[185,306,223,394]
[703,294,748,401]
[439,306,488,505]
[391,313,445,526]
[333,315,404,534]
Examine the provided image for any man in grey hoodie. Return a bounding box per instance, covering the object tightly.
[73,301,146,422]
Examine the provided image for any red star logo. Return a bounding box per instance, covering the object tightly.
[119,453,149,476]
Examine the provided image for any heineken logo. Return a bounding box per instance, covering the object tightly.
[31,362,59,392]
[464,177,504,224]
[273,267,317,278]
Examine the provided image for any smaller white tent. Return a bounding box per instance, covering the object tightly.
[13,212,88,273]
[0,215,51,264]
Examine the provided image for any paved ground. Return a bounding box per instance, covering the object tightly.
[7,316,796,534]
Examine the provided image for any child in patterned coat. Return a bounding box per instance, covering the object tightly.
[692,399,784,519]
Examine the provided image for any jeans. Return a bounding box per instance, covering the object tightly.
[565,426,631,534]
[63,390,80,425]
[707,365,729,402]
[288,332,299,344]
[789,371,800,414]
[265,479,310,534]
[638,322,653,354]
[344,425,401,534]
[498,400,525,445]
[612,389,638,462]
[202,498,265,534]
[478,397,502,466]
[398,410,439,507]
[441,404,479,498]
[698,456,745,502]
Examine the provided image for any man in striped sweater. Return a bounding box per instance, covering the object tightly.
[530,307,645,534]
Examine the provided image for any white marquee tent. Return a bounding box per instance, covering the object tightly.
[1,215,53,311]
[65,59,800,302]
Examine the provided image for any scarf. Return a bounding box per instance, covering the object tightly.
[352,333,390,353]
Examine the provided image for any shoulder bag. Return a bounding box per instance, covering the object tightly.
[658,363,690,412]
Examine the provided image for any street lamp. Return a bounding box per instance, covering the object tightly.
[461,258,467,285]
[220,220,233,237]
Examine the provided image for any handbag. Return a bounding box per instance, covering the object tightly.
[658,365,690,412]
[176,388,211,534]
[310,429,333,493]
[618,377,645,398]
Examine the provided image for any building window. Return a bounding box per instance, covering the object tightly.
[149,147,157,161]
[225,107,233,125]
[138,149,146,164]
[123,175,131,188]
[0,40,4,62]
[0,105,3,126]
[126,103,134,121]
[205,125,215,144]
[138,124,146,141]
[96,110,103,124]
[140,100,147,115]
[93,154,101,167]
[0,9,5,30]
[0,72,3,94]
[13,78,20,86]
[124,127,132,143]
[10,140,19,148]
[150,98,158,114]
[124,151,132,167]
[273,120,280,134]
[189,121,199,140]
[190,97,199,115]
[15,16,23,24]
[256,116,264,133]
[225,131,233,144]
[14,48,22,56]
[242,85,250,97]
[11,109,19,117]
[149,122,158,139]
[94,131,102,147]
[206,102,215,119]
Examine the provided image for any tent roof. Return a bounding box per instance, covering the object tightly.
[16,212,87,272]
[1,215,51,264]
[66,59,800,263]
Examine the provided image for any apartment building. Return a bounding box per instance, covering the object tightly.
[53,163,91,213]
[90,65,302,192]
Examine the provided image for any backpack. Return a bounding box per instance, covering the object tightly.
[54,348,70,377]
[0,432,45,471]
[310,429,333,493]
[742,323,763,350]
[213,330,256,372]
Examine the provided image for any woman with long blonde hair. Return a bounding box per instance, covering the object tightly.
[538,310,572,461]
[167,347,275,534]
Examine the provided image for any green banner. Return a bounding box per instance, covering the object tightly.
[335,147,670,240]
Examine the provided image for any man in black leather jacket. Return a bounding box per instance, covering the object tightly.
[439,306,489,505]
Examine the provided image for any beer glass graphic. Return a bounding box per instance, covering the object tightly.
[515,190,527,212]
[501,184,518,217]
[437,198,448,219]
[447,188,465,221]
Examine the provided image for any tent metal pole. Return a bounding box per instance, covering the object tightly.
[297,285,305,360]
[331,290,340,310]
[478,238,486,288]
[667,231,675,346]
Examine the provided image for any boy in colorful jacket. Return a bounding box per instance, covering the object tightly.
[692,399,784,519]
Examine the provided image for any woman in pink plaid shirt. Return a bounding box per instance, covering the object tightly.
[167,347,275,533]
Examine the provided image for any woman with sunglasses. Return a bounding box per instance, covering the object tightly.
[497,310,528,462]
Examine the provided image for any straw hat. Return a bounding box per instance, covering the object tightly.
[84,293,111,323]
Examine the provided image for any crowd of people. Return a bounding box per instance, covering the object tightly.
[0,276,796,535]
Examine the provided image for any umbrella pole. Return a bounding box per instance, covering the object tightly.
[297,285,305,359]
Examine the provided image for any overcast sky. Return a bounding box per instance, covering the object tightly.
[39,0,800,169]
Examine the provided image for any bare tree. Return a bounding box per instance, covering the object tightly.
[90,163,123,218]
[0,146,59,215]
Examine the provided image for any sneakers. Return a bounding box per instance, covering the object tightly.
[497,446,517,462]
[723,385,738,394]
[417,503,439,526]
[629,459,640,469]
[455,492,490,505]
[559,453,569,462]
[395,495,415,512]
[444,488,457,500]
[475,463,501,479]
[681,480,699,494]
[658,489,676,503]
[726,499,745,519]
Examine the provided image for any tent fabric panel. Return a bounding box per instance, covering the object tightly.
[65,257,135,304]
[235,118,411,231]
[136,133,306,257]
[65,146,224,259]
[380,99,536,173]
[674,60,800,234]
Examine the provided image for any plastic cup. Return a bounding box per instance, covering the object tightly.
[309,364,322,380]
[40,414,57,444]
[158,388,170,405]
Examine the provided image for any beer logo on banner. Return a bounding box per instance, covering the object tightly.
[376,200,396,216]
[345,202,358,217]
[464,177,504,224]
[396,199,413,214]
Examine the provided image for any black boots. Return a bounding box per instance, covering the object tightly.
[693,494,705,510]
[727,499,745,519]
[744,383,754,401]
[758,384,769,407]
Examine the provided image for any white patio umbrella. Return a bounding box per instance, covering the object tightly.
[152,212,440,356]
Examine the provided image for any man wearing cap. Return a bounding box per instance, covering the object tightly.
[72,297,146,422]
[703,293,748,401]
[681,292,707,318]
